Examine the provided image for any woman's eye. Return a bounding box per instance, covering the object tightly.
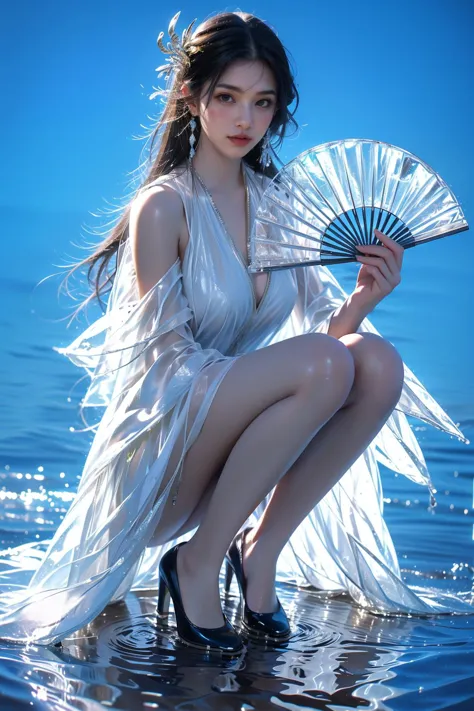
[215,94,273,108]
[216,93,234,103]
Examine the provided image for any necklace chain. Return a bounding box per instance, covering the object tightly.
[191,163,272,323]
[192,166,251,268]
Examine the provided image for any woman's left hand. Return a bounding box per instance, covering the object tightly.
[351,229,404,314]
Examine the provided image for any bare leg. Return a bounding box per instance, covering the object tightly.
[152,333,355,628]
[242,333,405,612]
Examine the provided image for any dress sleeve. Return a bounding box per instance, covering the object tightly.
[55,247,220,407]
[293,261,346,335]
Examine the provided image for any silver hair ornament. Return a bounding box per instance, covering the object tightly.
[150,11,197,100]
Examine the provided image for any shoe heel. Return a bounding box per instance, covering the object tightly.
[224,560,234,595]
[158,543,244,654]
[157,576,170,617]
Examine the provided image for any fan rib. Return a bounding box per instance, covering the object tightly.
[340,147,366,245]
[257,216,323,244]
[279,171,356,251]
[409,204,465,236]
[368,147,378,243]
[254,236,321,254]
[263,197,325,241]
[270,180,331,233]
[357,142,370,244]
[300,157,361,245]
[281,169,348,242]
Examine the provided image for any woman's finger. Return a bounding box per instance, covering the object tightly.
[374,229,404,268]
[362,264,391,293]
[357,231,404,269]
[356,255,398,284]
[356,243,399,276]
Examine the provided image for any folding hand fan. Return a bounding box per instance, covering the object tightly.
[249,138,469,272]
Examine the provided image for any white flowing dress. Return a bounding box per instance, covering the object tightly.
[0,160,471,645]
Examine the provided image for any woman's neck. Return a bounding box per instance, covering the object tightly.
[191,137,244,194]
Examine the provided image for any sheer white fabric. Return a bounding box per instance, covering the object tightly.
[0,161,470,646]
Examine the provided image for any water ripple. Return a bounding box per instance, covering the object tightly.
[3,588,464,710]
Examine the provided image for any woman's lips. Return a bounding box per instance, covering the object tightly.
[228,136,251,146]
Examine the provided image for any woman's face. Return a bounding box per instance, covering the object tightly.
[193,59,277,161]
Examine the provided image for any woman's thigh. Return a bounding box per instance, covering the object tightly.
[151,332,354,544]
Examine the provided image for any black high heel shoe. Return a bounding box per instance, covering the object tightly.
[224,528,291,642]
[157,542,244,655]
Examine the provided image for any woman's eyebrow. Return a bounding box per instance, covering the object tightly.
[216,83,276,95]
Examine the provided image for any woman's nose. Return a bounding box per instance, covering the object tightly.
[236,105,252,129]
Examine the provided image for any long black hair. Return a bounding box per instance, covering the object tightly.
[65,11,299,313]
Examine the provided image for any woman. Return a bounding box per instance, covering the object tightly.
[0,10,468,652]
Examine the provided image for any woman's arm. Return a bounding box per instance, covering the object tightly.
[326,297,372,339]
[56,183,214,410]
[129,184,184,298]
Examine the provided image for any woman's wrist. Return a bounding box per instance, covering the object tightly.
[327,295,373,339]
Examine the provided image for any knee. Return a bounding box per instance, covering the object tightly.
[343,333,404,405]
[296,333,355,398]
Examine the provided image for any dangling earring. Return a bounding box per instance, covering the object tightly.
[189,116,197,160]
[259,132,272,167]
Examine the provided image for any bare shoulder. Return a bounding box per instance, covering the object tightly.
[129,185,185,298]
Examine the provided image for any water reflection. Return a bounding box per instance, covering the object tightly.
[1,582,473,710]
